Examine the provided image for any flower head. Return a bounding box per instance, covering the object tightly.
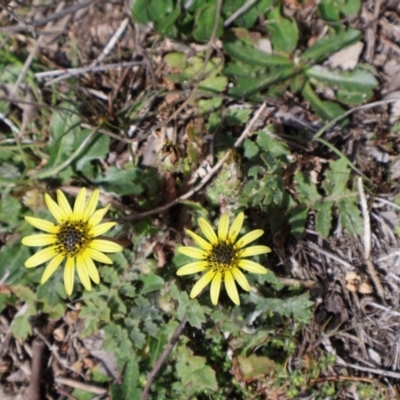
[176,212,271,305]
[22,188,122,295]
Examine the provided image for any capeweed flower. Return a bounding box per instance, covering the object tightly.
[177,212,271,305]
[22,188,122,295]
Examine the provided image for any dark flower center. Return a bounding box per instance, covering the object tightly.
[56,220,90,257]
[207,242,238,272]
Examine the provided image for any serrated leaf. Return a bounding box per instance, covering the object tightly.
[294,171,321,203]
[305,65,378,91]
[122,358,140,399]
[185,299,207,329]
[338,199,363,236]
[176,355,218,394]
[323,158,350,196]
[140,274,165,294]
[229,65,295,97]
[95,166,147,196]
[266,6,298,53]
[257,292,313,324]
[223,37,293,67]
[314,200,333,238]
[0,195,21,229]
[243,139,259,159]
[302,28,361,62]
[256,132,290,159]
[288,206,309,238]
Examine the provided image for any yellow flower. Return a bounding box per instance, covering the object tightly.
[176,212,271,305]
[21,188,122,296]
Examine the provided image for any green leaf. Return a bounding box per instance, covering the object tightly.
[176,354,218,394]
[257,132,291,161]
[147,0,173,21]
[103,324,133,366]
[338,199,363,236]
[155,6,180,35]
[131,0,151,24]
[314,200,333,238]
[0,195,21,229]
[341,0,361,16]
[223,37,293,67]
[193,4,223,42]
[317,0,340,21]
[186,300,207,329]
[75,133,110,171]
[288,206,309,239]
[0,244,30,285]
[302,81,346,121]
[266,6,298,53]
[257,292,313,324]
[164,52,187,69]
[305,65,378,91]
[229,65,295,97]
[236,354,276,381]
[71,389,94,400]
[302,28,361,62]
[110,358,140,400]
[47,102,81,167]
[294,171,321,204]
[140,274,165,294]
[198,98,223,113]
[198,76,228,92]
[95,166,148,196]
[323,158,350,196]
[243,139,259,159]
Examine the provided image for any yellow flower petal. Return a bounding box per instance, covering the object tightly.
[56,190,72,216]
[236,229,264,249]
[85,248,113,264]
[198,218,218,244]
[89,222,116,237]
[210,271,222,305]
[89,239,123,253]
[238,259,268,274]
[176,261,209,276]
[190,270,215,299]
[177,246,207,259]
[64,257,75,296]
[185,229,212,251]
[218,214,229,241]
[240,245,271,257]
[45,194,64,223]
[22,234,56,247]
[76,255,91,291]
[24,216,58,233]
[225,270,240,305]
[88,205,110,228]
[232,267,250,291]
[73,188,87,219]
[40,254,64,284]
[83,189,99,220]
[228,212,244,242]
[83,254,100,283]
[25,246,57,268]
